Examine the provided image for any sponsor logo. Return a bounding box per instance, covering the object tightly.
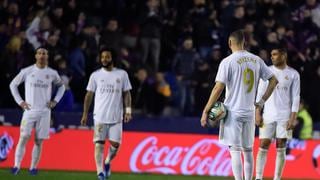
[130,136,232,176]
[0,132,14,161]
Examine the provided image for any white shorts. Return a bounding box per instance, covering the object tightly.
[219,111,255,148]
[20,110,51,139]
[259,121,292,139]
[93,122,122,143]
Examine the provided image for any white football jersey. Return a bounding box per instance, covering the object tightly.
[256,65,300,123]
[87,68,132,124]
[10,64,64,111]
[215,50,273,117]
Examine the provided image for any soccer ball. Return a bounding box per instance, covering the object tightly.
[207,101,227,128]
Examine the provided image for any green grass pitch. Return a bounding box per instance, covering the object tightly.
[0,169,231,180]
[0,168,300,180]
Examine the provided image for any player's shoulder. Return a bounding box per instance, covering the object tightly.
[21,64,35,71]
[19,64,36,74]
[286,66,300,76]
[89,68,103,78]
[46,67,59,74]
[113,68,129,75]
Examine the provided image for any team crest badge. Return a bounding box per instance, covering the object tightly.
[285,76,289,80]
[116,79,120,83]
[45,74,49,79]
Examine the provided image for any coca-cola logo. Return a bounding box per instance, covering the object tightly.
[0,132,14,161]
[130,136,232,176]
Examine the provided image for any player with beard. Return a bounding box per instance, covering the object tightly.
[81,48,132,180]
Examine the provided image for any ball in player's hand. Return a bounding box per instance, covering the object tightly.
[207,101,227,128]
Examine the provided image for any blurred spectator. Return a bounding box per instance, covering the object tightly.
[117,47,137,75]
[193,45,221,115]
[131,67,155,115]
[172,37,201,115]
[259,49,272,65]
[243,22,259,53]
[0,35,23,107]
[292,0,320,29]
[44,30,65,68]
[0,0,320,123]
[294,100,313,139]
[189,0,212,59]
[264,31,280,52]
[100,18,123,53]
[154,72,171,115]
[49,3,64,30]
[55,58,74,112]
[68,35,87,103]
[62,0,79,25]
[6,2,23,35]
[225,5,246,34]
[139,0,162,72]
[81,24,100,75]
[76,12,86,35]
[26,11,51,49]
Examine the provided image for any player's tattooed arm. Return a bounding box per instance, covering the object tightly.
[81,91,94,125]
[123,90,132,123]
[260,75,278,104]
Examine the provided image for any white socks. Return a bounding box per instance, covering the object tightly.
[255,147,286,180]
[243,148,253,180]
[30,140,43,170]
[230,147,243,180]
[256,147,268,179]
[274,148,286,180]
[95,143,104,174]
[105,145,118,164]
[14,136,29,168]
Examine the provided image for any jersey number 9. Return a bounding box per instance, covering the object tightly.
[243,68,254,93]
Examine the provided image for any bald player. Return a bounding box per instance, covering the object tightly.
[201,30,278,180]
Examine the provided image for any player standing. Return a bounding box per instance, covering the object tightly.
[200,30,278,180]
[255,48,300,180]
[9,47,65,175]
[80,48,132,180]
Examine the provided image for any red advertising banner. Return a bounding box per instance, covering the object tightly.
[0,126,320,179]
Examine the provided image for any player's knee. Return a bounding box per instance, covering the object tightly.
[20,135,30,142]
[276,139,287,148]
[260,139,271,149]
[109,141,120,148]
[229,146,242,152]
[95,140,105,145]
[242,147,253,152]
[34,139,43,146]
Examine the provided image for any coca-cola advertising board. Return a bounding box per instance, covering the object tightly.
[0,126,320,179]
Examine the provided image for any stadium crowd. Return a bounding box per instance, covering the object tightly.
[0,0,319,126]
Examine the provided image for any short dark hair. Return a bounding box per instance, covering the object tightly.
[229,30,245,44]
[35,46,48,54]
[272,45,287,55]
